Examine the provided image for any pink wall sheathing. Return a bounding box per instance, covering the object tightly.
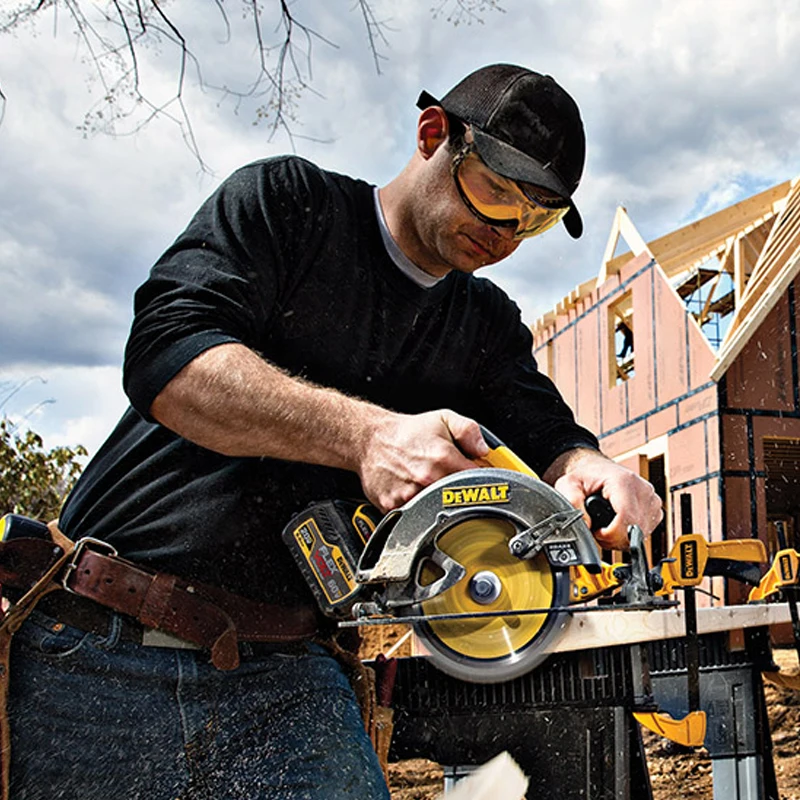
[653,271,690,404]
[669,421,711,486]
[678,385,717,427]
[575,309,601,434]
[723,475,755,541]
[643,406,675,441]
[627,272,657,420]
[672,481,712,539]
[600,420,647,459]
[553,323,578,412]
[721,415,749,471]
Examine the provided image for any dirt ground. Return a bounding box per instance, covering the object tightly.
[360,628,800,799]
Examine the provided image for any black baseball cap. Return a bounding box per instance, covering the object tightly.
[418,64,585,238]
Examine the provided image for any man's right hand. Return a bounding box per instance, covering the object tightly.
[150,343,488,512]
[356,410,488,512]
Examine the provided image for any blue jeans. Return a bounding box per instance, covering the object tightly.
[8,610,390,800]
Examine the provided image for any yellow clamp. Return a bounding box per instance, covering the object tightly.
[634,710,707,748]
[748,548,800,603]
[657,534,766,596]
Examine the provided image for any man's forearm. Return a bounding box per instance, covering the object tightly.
[148,342,487,511]
[149,342,384,471]
[541,446,603,486]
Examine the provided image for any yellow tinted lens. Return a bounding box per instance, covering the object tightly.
[457,152,568,238]
[457,153,524,222]
[515,203,569,239]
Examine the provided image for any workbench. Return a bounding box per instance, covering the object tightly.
[388,603,793,799]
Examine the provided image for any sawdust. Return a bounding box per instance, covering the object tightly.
[367,630,800,800]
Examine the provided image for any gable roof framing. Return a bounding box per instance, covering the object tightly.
[534,177,800,385]
[712,177,800,379]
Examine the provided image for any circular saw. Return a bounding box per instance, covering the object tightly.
[355,467,602,683]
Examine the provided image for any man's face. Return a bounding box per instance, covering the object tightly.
[409,141,523,278]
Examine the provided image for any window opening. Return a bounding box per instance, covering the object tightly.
[609,292,634,386]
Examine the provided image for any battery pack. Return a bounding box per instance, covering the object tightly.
[282,500,382,617]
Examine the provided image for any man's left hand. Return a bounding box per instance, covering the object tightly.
[543,448,663,551]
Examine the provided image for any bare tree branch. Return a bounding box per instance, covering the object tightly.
[353,0,392,75]
[0,0,503,166]
[430,0,505,26]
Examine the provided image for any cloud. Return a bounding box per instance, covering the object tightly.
[2,0,800,453]
[0,365,127,455]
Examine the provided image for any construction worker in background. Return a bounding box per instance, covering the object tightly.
[6,64,662,798]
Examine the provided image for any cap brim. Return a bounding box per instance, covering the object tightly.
[472,128,582,239]
[417,90,440,110]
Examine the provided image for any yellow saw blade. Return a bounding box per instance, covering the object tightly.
[413,517,570,683]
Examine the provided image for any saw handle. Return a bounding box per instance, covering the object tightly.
[476,427,616,534]
[474,427,537,476]
[585,493,615,533]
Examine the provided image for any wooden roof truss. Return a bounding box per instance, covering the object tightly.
[534,177,800,382]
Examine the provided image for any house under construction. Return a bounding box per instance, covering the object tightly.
[531,177,800,608]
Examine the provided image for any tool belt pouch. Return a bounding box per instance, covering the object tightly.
[281,499,382,618]
[0,515,62,601]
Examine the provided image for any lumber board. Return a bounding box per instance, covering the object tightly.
[648,183,789,277]
[544,602,792,654]
[409,603,792,658]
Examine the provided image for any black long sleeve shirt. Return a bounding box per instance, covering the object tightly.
[60,156,598,607]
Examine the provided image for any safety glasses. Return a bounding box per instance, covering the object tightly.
[451,141,569,240]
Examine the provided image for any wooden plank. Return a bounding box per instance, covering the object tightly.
[409,604,792,657]
[648,182,790,278]
[602,185,787,282]
[600,207,650,281]
[732,187,800,310]
[713,181,800,380]
[545,602,792,654]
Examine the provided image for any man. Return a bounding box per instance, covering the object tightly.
[7,64,661,798]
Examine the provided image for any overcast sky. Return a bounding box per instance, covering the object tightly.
[1,0,799,457]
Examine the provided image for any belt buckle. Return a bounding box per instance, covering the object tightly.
[61,537,119,594]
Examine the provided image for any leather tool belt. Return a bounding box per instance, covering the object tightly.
[0,524,326,800]
[0,531,322,670]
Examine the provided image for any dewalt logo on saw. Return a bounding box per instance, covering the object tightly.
[441,483,510,507]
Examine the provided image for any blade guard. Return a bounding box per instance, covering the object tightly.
[356,468,602,586]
